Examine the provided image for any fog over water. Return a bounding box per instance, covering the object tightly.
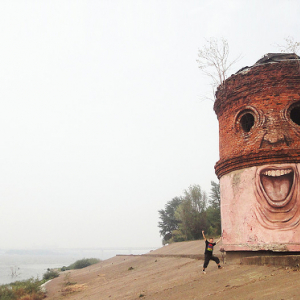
[0,247,157,285]
[0,0,299,251]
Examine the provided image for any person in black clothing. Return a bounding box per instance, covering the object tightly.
[202,230,222,274]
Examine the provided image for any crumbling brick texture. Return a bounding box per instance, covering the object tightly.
[214,60,300,178]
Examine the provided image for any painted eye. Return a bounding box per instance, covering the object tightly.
[240,112,255,132]
[235,106,259,134]
[290,104,300,126]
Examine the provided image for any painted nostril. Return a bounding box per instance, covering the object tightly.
[264,132,285,144]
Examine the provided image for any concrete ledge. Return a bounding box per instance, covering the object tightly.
[241,255,300,267]
[225,251,300,264]
[116,254,204,260]
[117,251,300,267]
[142,254,203,260]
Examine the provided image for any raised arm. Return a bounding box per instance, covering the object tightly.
[216,236,222,244]
[202,230,207,241]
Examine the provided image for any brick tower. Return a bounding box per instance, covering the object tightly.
[214,53,300,254]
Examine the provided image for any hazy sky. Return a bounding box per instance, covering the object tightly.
[0,0,299,249]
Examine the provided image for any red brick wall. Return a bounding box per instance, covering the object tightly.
[214,60,300,178]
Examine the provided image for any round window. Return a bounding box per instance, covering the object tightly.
[289,103,300,126]
[240,113,255,132]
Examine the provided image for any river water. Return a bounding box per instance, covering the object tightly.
[0,247,158,285]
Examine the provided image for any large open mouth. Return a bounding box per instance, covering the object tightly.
[260,168,294,206]
[255,165,300,229]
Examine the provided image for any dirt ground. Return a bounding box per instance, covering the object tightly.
[45,241,300,300]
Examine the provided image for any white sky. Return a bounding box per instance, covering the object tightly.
[0,0,299,249]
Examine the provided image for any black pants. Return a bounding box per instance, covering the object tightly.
[203,253,220,268]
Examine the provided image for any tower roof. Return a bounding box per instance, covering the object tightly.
[236,53,300,75]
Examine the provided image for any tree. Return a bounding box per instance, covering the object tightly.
[208,181,220,209]
[206,181,221,236]
[183,184,207,213]
[158,183,221,244]
[197,38,240,99]
[276,36,300,54]
[173,185,208,241]
[158,197,182,244]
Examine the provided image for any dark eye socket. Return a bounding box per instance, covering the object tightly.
[240,113,255,132]
[290,105,300,126]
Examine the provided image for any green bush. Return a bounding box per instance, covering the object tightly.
[0,286,15,300]
[0,278,45,300]
[67,258,101,270]
[61,266,69,271]
[43,269,59,280]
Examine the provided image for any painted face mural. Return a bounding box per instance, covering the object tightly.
[241,101,300,230]
[214,54,300,251]
[240,100,300,230]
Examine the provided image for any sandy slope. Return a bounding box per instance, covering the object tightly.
[45,240,300,300]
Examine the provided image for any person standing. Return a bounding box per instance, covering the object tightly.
[202,230,222,274]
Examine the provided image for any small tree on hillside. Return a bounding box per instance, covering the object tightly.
[158,197,182,244]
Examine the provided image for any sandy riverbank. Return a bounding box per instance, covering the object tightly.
[45,240,300,299]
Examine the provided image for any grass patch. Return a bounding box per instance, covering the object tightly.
[43,269,59,281]
[61,258,101,271]
[60,273,85,297]
[0,278,46,300]
[61,283,86,296]
[0,258,100,299]
[0,267,61,300]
